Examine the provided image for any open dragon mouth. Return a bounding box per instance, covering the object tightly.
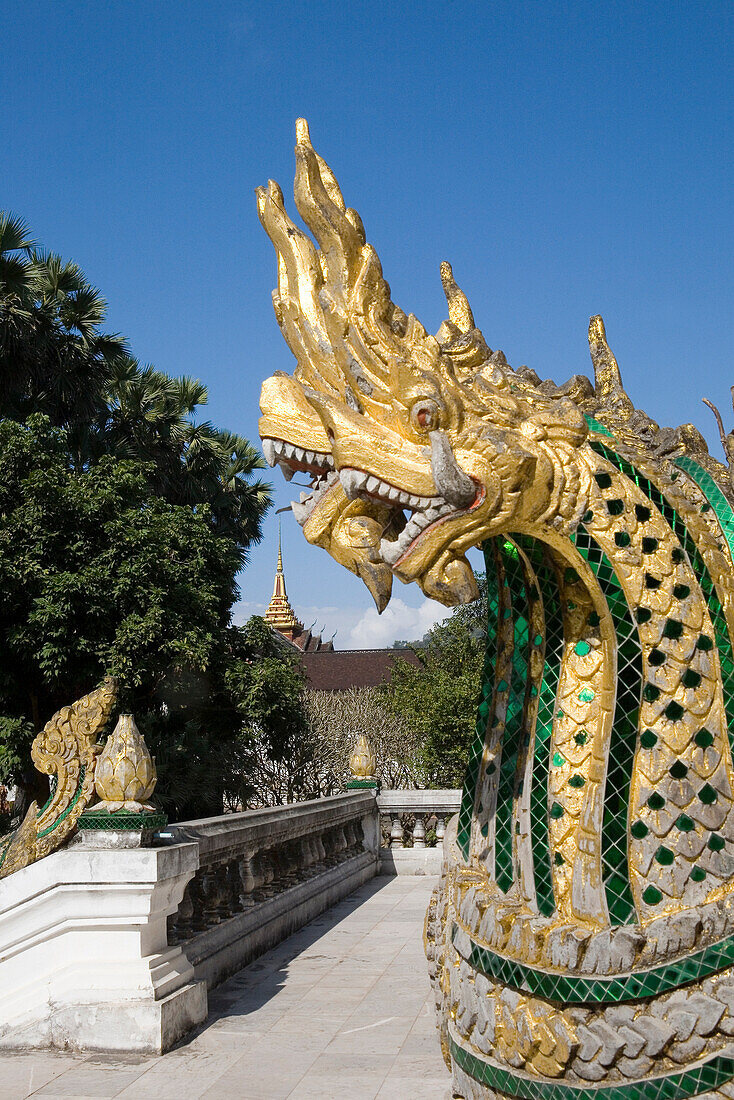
[262,437,339,526]
[262,437,483,571]
[338,466,483,568]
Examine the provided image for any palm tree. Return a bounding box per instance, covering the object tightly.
[0,212,271,553]
[0,215,126,425]
[100,358,271,551]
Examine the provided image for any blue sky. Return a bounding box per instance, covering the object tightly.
[3,1,734,646]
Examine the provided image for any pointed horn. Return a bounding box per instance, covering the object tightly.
[588,315,625,399]
[429,429,475,508]
[440,261,474,334]
[294,124,361,286]
[295,118,346,212]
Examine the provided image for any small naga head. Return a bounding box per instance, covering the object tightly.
[257,120,590,609]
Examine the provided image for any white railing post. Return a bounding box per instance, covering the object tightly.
[412,813,426,848]
[390,815,404,849]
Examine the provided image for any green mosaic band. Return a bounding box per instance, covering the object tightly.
[494,540,531,893]
[37,765,86,839]
[77,809,168,830]
[584,414,615,439]
[594,442,734,756]
[452,920,734,1004]
[448,1030,734,1100]
[515,536,563,918]
[675,454,734,578]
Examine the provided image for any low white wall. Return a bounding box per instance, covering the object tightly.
[0,789,458,1055]
[165,791,380,989]
[0,842,206,1053]
[187,851,377,988]
[380,848,445,875]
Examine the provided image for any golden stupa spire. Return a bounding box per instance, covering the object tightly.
[265,520,302,637]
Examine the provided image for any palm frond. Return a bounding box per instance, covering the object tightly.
[0,212,35,255]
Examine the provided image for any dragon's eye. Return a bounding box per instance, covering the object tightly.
[410,399,440,433]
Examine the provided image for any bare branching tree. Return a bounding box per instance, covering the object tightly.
[305,687,425,790]
[226,686,425,809]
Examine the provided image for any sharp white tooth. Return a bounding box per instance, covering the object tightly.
[425,506,440,522]
[406,519,420,537]
[291,501,309,525]
[273,439,285,456]
[365,476,380,494]
[340,469,366,500]
[262,439,277,467]
[325,455,335,469]
[380,538,401,565]
[305,450,314,463]
[386,486,400,502]
[284,443,295,458]
[300,491,309,503]
[278,460,294,482]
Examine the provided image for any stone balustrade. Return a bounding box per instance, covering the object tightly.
[161,790,379,989]
[377,789,461,874]
[0,786,460,1054]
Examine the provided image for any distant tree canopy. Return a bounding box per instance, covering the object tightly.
[385,573,488,788]
[0,212,296,821]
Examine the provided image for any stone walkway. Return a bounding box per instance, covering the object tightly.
[0,875,451,1099]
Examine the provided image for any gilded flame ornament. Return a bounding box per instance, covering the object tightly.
[257,122,734,1100]
[0,678,116,879]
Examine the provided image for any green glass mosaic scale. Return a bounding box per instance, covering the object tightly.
[257,123,734,1100]
[443,429,734,1100]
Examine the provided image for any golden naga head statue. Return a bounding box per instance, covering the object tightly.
[257,121,704,611]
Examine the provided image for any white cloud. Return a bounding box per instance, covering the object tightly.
[231,596,450,650]
[345,598,449,649]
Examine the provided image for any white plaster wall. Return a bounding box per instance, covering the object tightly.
[0,843,207,1052]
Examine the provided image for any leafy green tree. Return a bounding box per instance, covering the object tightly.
[0,213,271,553]
[0,415,244,815]
[0,213,126,430]
[220,617,310,808]
[386,574,488,787]
[0,214,283,818]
